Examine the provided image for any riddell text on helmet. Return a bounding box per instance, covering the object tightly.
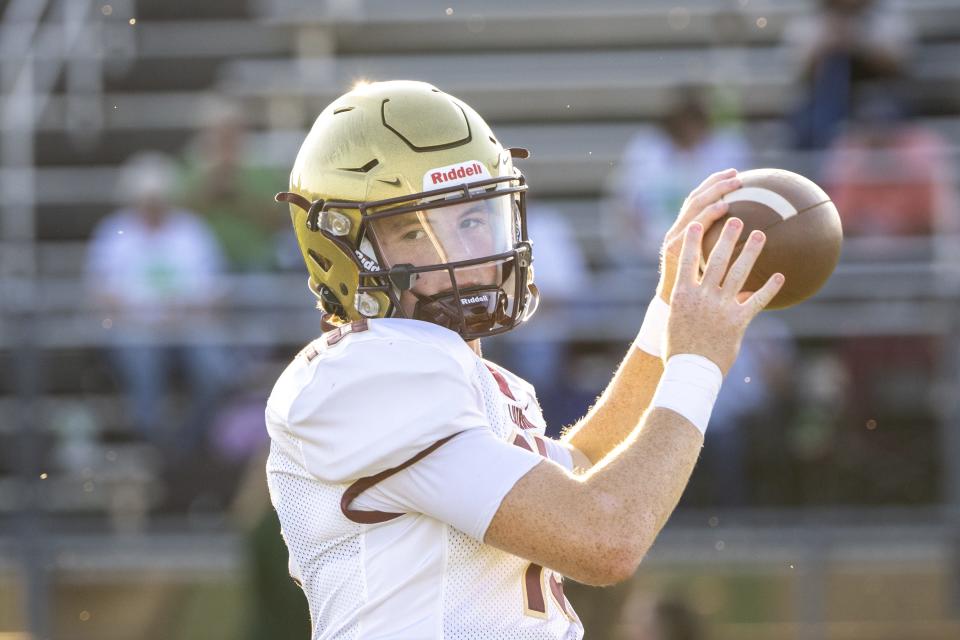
[431,163,484,185]
[423,160,491,190]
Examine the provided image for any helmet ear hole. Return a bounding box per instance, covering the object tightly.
[308,250,333,272]
[339,283,349,296]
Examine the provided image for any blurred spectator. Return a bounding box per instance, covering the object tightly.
[783,351,849,504]
[696,318,796,507]
[86,152,231,454]
[819,88,957,507]
[226,366,316,639]
[180,99,286,272]
[823,89,958,240]
[834,334,942,504]
[617,589,705,640]
[606,86,750,263]
[232,449,311,640]
[785,0,914,149]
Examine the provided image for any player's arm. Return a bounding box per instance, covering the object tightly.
[562,169,742,466]
[486,217,784,586]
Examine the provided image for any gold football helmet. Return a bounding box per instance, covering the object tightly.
[277,80,538,339]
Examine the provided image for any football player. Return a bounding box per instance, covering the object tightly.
[267,80,783,639]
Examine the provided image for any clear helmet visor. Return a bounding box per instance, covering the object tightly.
[364,191,529,337]
[368,192,516,275]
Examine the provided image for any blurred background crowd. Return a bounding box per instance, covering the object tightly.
[2,0,960,638]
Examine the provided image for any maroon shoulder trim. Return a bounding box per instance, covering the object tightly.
[512,433,534,452]
[532,435,548,458]
[327,318,369,346]
[340,433,460,524]
[510,406,537,430]
[485,365,517,400]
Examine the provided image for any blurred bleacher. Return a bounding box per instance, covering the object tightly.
[4,0,960,638]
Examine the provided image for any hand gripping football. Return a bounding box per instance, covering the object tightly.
[702,168,843,309]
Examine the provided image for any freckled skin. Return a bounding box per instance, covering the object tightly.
[484,169,786,586]
[371,199,503,317]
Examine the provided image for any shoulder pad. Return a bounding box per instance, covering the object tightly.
[268,319,486,483]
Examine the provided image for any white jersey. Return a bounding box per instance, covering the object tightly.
[265,318,583,640]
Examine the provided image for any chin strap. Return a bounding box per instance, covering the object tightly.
[411,287,508,335]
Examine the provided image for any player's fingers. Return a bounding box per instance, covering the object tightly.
[689,168,738,201]
[667,200,722,248]
[701,217,743,288]
[669,171,738,237]
[742,272,785,317]
[692,199,729,235]
[664,200,729,256]
[688,176,742,214]
[676,222,703,286]
[722,229,766,295]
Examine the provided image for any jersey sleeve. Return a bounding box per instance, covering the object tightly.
[274,336,490,484]
[538,436,575,472]
[349,427,550,541]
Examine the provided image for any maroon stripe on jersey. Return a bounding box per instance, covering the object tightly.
[509,406,536,430]
[485,365,517,400]
[341,432,460,524]
[520,412,536,430]
[533,435,548,458]
[327,318,369,346]
[512,433,534,452]
[549,574,569,617]
[524,563,547,614]
[487,365,541,430]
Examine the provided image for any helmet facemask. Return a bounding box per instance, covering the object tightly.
[280,174,537,341]
[360,175,536,340]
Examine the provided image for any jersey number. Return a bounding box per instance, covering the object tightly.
[522,563,572,620]
[510,430,574,621]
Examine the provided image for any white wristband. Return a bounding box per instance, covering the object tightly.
[651,354,723,436]
[633,295,670,357]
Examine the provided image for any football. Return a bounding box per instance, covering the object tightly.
[702,168,843,309]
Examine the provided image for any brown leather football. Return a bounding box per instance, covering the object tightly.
[702,168,843,310]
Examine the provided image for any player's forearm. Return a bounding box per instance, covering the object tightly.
[485,406,702,586]
[562,346,663,465]
[580,407,703,565]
